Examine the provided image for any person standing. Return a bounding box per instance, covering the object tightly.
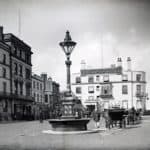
[93,110,100,128]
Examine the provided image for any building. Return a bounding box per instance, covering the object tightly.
[71,58,147,112]
[52,81,60,110]
[0,27,11,120]
[32,74,44,104]
[3,30,33,120]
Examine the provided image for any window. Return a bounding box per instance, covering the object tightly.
[41,95,42,102]
[122,85,128,94]
[40,83,42,90]
[14,63,18,75]
[88,76,94,83]
[45,94,48,103]
[20,82,23,95]
[19,65,23,77]
[88,96,94,101]
[103,75,109,82]
[122,100,128,109]
[34,93,36,99]
[136,85,141,93]
[96,75,100,82]
[37,82,39,90]
[37,94,39,102]
[101,85,112,95]
[14,81,18,94]
[26,83,31,96]
[88,86,94,93]
[96,86,100,91]
[2,68,6,78]
[122,74,128,81]
[3,82,7,93]
[76,77,81,83]
[33,81,35,89]
[25,68,31,79]
[136,74,141,81]
[3,54,6,64]
[76,87,81,94]
[3,100,8,112]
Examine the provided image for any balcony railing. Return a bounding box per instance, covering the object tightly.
[136,92,145,97]
[0,91,34,101]
[100,94,113,99]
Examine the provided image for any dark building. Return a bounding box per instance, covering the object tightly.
[3,30,33,120]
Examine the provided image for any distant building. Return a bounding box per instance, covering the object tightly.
[32,74,44,104]
[0,27,11,120]
[41,73,53,105]
[52,81,60,109]
[71,57,147,112]
[3,28,33,120]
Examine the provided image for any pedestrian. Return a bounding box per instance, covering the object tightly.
[93,110,100,128]
[39,109,43,123]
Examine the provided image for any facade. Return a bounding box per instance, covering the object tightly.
[3,31,33,120]
[0,27,11,120]
[71,58,147,112]
[32,74,44,104]
[52,81,60,110]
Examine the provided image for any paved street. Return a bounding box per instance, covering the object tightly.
[0,116,150,150]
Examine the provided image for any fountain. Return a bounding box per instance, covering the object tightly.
[49,31,90,131]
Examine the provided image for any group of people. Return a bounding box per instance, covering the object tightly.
[92,107,143,129]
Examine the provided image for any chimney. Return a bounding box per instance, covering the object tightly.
[117,57,122,67]
[81,60,86,70]
[127,57,131,71]
[0,26,3,41]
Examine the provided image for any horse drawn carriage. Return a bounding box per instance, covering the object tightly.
[104,107,142,129]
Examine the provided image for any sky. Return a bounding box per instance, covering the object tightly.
[0,0,150,94]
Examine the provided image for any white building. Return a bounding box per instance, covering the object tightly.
[71,58,147,112]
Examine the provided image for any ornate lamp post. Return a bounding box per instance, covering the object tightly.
[49,31,90,131]
[59,31,76,94]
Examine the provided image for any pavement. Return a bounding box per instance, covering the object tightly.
[0,116,150,150]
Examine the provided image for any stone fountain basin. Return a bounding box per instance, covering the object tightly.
[49,118,90,131]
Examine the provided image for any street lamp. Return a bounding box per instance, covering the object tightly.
[59,31,76,93]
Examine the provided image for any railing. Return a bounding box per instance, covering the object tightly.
[100,94,113,99]
[136,92,145,97]
[0,91,11,97]
[0,91,34,101]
